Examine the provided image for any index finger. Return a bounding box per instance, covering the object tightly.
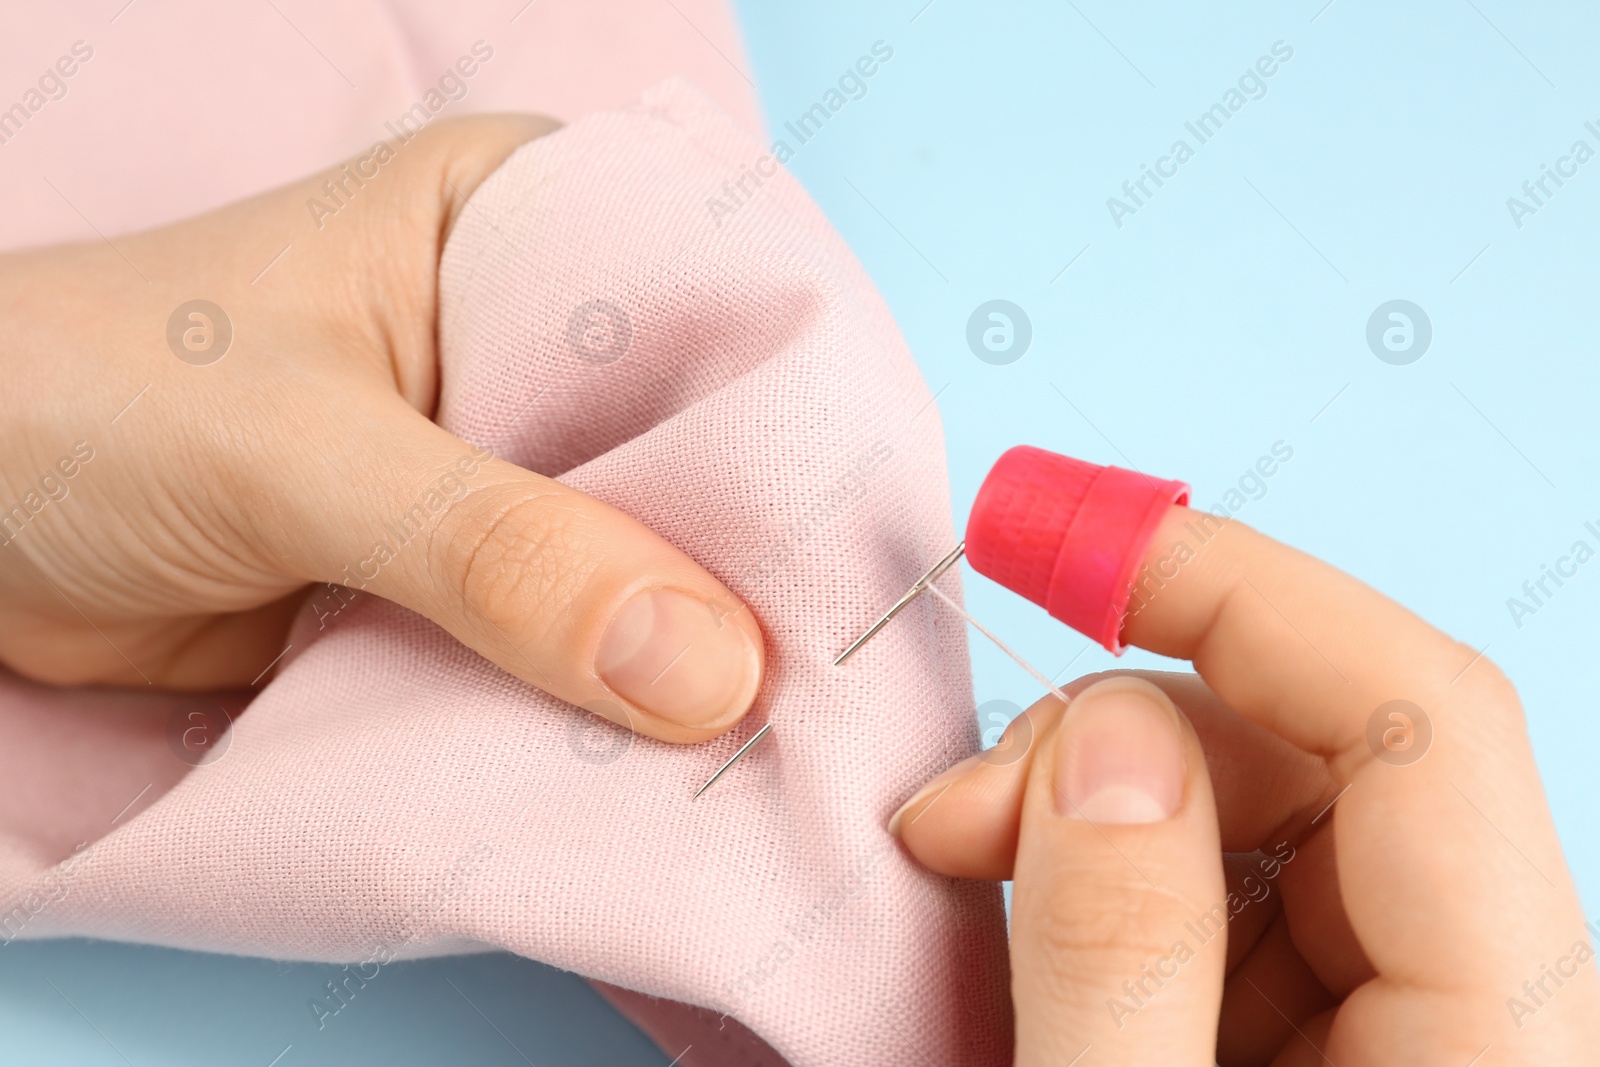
[1119,506,1594,1056]
[1123,506,1469,771]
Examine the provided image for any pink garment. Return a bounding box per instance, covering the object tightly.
[0,0,762,243]
[0,5,1012,1065]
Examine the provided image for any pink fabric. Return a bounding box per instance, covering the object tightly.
[595,982,794,1066]
[0,0,762,243]
[0,6,1013,1065]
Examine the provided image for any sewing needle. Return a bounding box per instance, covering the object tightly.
[832,541,965,666]
[692,721,773,800]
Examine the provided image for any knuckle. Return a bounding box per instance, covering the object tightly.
[441,490,594,634]
[1467,649,1519,703]
[1445,642,1525,724]
[1027,870,1198,968]
[400,115,561,182]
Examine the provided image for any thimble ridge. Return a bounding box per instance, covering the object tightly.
[965,446,1188,653]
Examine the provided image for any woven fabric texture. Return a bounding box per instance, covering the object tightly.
[0,58,1012,1064]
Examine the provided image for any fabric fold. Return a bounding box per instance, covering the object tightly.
[0,78,1012,1066]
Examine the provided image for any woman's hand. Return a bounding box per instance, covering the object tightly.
[892,508,1598,1064]
[0,115,763,744]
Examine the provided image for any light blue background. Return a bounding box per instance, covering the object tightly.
[8,1,1596,1062]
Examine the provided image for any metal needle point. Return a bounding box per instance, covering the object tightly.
[696,542,963,796]
[833,541,965,666]
[692,721,773,800]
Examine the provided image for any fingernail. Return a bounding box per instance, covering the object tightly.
[596,588,761,729]
[1054,681,1183,823]
[888,753,983,837]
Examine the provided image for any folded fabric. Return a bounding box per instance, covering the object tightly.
[0,80,1012,1065]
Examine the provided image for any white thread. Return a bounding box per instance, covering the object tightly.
[924,583,1073,707]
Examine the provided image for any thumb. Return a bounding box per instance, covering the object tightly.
[1010,676,1224,1067]
[282,399,764,745]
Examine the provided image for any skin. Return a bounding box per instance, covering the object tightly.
[5,111,1591,1061]
[0,115,764,745]
[894,508,1600,1065]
